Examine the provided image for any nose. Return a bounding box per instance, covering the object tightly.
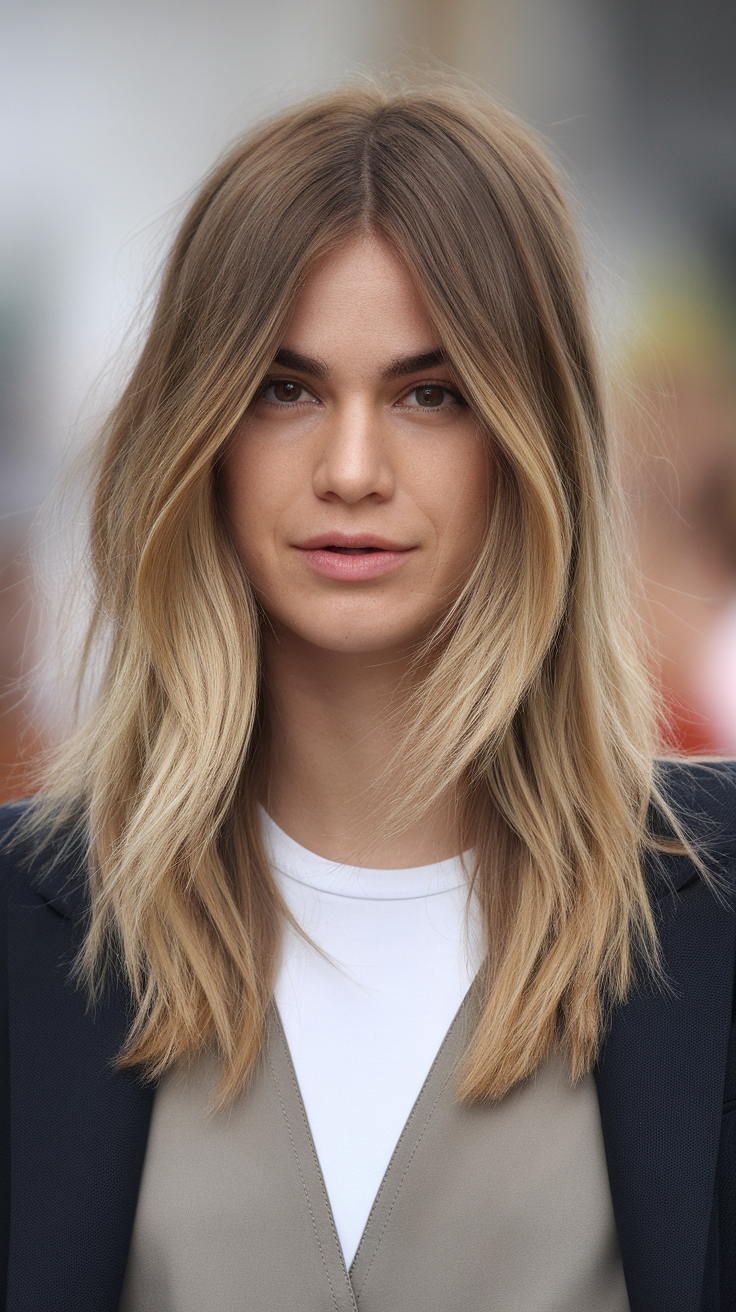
[312,400,395,504]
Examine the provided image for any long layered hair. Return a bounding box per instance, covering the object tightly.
[31,82,664,1104]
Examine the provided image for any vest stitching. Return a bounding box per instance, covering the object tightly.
[267,1043,344,1312]
[352,1066,454,1297]
[284,1058,348,1261]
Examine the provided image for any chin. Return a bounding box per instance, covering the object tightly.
[263,594,441,657]
[290,611,430,656]
[307,630,421,657]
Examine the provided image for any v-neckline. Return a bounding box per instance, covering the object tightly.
[266,977,484,1303]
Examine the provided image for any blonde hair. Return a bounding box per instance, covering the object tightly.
[31,82,665,1104]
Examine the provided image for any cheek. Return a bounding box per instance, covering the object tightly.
[435,438,493,562]
[219,436,278,574]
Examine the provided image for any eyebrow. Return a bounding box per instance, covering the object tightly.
[380,348,447,380]
[269,346,448,383]
[271,347,329,381]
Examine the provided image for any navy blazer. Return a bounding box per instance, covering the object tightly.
[0,759,735,1311]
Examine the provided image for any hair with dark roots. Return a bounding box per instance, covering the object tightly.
[28,81,676,1106]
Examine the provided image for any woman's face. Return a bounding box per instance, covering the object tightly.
[221,235,491,657]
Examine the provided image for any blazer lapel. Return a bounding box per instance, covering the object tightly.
[596,851,736,1312]
[6,857,153,1312]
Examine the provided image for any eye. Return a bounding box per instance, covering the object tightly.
[402,384,458,410]
[260,378,314,405]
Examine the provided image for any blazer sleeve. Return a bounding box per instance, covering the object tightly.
[711,967,736,1310]
[0,803,28,1308]
[673,760,736,1311]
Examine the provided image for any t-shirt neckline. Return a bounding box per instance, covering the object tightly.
[261,809,471,901]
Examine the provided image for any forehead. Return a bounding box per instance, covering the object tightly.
[280,234,440,368]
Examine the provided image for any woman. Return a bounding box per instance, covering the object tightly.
[1,84,734,1312]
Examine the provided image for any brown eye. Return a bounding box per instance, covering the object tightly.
[271,380,303,403]
[413,385,447,408]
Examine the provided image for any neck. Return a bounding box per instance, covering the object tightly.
[260,628,460,868]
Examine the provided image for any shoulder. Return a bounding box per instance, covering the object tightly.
[655,757,736,828]
[0,800,37,899]
[652,758,736,879]
[0,799,89,920]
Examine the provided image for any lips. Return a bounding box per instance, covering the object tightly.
[294,533,415,581]
[297,533,411,553]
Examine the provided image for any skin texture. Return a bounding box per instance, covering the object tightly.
[222,235,491,865]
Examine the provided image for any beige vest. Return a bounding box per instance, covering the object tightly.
[119,987,630,1311]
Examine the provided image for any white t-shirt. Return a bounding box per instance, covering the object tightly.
[263,812,484,1266]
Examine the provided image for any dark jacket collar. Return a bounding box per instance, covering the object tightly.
[3,806,154,1311]
[596,760,736,1312]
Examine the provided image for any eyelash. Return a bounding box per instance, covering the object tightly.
[257,379,465,411]
[258,380,319,408]
[402,383,465,410]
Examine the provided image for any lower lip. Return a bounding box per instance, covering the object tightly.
[296,548,415,581]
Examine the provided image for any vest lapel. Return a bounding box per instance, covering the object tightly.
[267,1008,359,1312]
[596,855,736,1312]
[6,882,153,1312]
[349,980,481,1302]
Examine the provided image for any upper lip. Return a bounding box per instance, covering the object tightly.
[296,532,413,552]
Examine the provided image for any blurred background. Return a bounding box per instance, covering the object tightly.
[1,0,735,800]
